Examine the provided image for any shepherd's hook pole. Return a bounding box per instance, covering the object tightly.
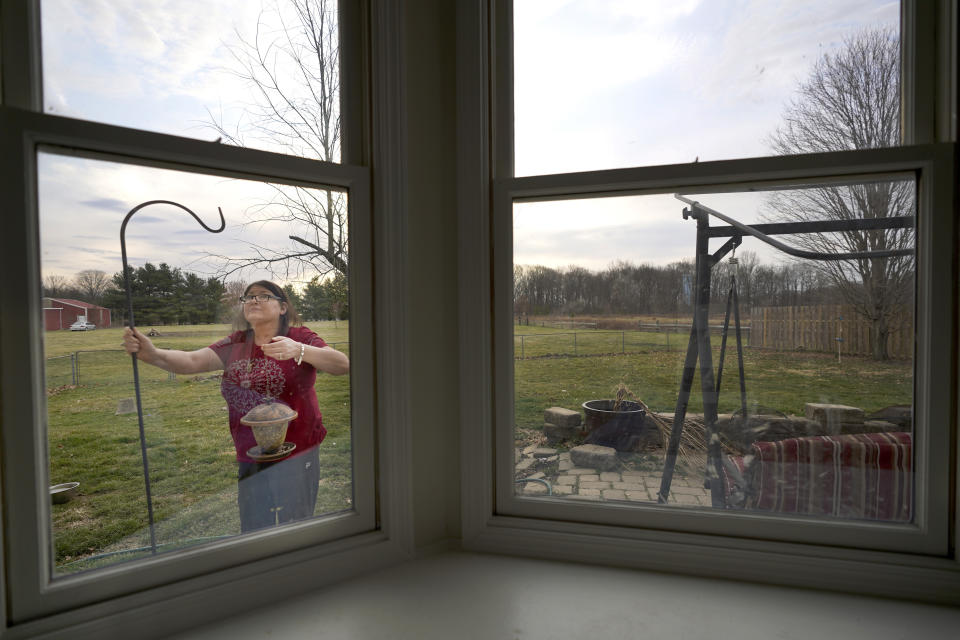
[120,201,226,554]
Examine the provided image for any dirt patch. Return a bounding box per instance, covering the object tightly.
[778,368,821,377]
[47,384,81,397]
[56,501,96,530]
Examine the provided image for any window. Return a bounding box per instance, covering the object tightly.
[40,0,343,162]
[0,0,410,632]
[513,1,904,175]
[459,0,959,602]
[38,153,357,576]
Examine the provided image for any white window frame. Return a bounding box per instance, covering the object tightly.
[458,0,960,603]
[0,1,413,636]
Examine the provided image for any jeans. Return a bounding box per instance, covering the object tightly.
[237,446,320,533]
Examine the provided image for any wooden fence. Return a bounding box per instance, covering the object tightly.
[751,304,912,359]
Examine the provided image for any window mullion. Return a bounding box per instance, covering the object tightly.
[492,0,514,179]
[901,0,935,144]
[0,0,42,110]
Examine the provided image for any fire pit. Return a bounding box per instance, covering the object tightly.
[582,399,650,451]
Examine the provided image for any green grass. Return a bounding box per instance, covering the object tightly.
[513,330,913,445]
[514,328,677,359]
[45,322,352,572]
[43,321,350,357]
[46,322,350,388]
[44,322,913,572]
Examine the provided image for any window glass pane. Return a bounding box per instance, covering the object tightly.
[513,177,915,524]
[41,0,341,162]
[40,150,352,575]
[513,1,902,175]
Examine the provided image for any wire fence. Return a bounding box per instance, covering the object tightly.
[513,328,750,360]
[45,343,351,388]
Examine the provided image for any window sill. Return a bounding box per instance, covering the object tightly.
[462,516,960,606]
[168,550,960,639]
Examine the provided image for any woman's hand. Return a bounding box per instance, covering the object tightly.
[122,327,221,374]
[264,336,349,375]
[122,326,159,363]
[263,336,301,361]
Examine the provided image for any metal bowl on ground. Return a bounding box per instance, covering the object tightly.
[50,482,80,504]
[240,402,298,453]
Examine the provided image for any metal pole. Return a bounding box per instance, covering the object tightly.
[71,352,77,385]
[120,201,225,555]
[837,315,843,363]
[732,284,748,426]
[659,207,726,507]
[674,195,912,260]
[658,323,698,503]
[689,215,725,509]
[716,284,734,393]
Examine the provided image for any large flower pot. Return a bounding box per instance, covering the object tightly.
[581,399,651,451]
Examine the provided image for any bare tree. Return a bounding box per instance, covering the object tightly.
[42,274,71,299]
[220,280,249,323]
[74,269,113,305]
[207,0,346,281]
[764,28,913,360]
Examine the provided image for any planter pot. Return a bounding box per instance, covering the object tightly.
[582,399,651,451]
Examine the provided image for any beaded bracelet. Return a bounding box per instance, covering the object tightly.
[296,342,305,366]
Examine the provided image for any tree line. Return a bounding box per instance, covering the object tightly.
[43,265,348,326]
[280,272,349,321]
[104,264,227,326]
[514,252,845,318]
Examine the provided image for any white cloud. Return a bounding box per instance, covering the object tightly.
[36,1,347,288]
[35,0,903,279]
[514,0,899,175]
[38,152,337,286]
[514,0,700,132]
[511,0,902,269]
[40,0,287,139]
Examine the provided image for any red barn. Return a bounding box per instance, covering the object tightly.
[43,298,112,331]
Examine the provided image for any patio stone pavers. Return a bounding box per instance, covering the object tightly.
[517,450,711,506]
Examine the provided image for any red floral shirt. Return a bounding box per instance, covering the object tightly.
[209,326,328,462]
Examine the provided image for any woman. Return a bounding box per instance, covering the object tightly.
[123,280,349,532]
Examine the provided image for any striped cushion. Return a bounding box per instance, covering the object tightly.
[739,432,912,522]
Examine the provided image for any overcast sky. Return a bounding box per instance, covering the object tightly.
[38,0,900,284]
[513,0,899,270]
[39,0,329,285]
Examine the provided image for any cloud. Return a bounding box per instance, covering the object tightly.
[36,0,899,278]
[37,152,324,283]
[79,198,129,211]
[40,0,285,138]
[514,0,899,175]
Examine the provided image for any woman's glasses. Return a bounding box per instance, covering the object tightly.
[239,294,282,304]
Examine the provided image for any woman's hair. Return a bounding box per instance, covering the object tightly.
[236,280,302,335]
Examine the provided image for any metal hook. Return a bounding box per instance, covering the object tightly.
[120,200,226,554]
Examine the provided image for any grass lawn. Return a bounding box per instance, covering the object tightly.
[44,321,912,572]
[45,322,352,573]
[513,329,913,446]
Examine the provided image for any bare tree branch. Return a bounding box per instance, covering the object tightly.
[764,28,913,359]
[205,0,345,283]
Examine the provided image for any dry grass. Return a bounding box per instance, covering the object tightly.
[612,382,733,461]
[640,409,738,459]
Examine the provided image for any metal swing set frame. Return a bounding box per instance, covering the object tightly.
[657,194,914,508]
